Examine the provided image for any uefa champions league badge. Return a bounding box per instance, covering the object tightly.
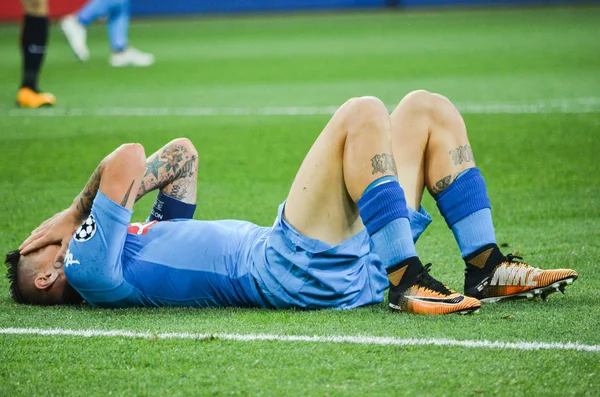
[74,214,97,242]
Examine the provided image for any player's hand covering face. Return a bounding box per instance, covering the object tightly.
[20,207,83,268]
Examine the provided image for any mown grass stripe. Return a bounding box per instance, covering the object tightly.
[4,97,600,117]
[1,328,598,352]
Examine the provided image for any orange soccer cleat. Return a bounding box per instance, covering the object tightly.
[17,87,56,108]
[464,247,578,303]
[388,262,481,315]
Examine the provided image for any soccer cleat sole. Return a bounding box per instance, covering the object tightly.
[16,101,54,109]
[457,307,480,315]
[479,276,577,303]
[388,302,481,315]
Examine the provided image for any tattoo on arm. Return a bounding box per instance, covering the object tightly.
[449,145,474,165]
[167,184,188,201]
[136,143,198,201]
[120,180,136,206]
[178,158,197,179]
[164,147,184,174]
[138,180,148,198]
[370,153,397,175]
[144,156,166,180]
[74,164,103,221]
[430,173,459,195]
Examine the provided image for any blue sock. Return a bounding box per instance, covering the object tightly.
[358,176,417,269]
[148,191,196,221]
[107,0,130,51]
[434,168,496,257]
[408,205,432,243]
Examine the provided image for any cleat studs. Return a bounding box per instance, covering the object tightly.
[566,279,573,285]
[526,293,535,300]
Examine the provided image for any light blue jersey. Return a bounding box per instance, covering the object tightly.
[65,191,392,309]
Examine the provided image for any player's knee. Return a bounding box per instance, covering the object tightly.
[399,90,436,113]
[398,90,458,125]
[345,96,389,131]
[429,92,457,113]
[348,96,387,114]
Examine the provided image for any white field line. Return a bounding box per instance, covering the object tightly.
[1,327,599,352]
[3,97,600,117]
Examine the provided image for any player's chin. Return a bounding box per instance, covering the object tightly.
[61,282,84,305]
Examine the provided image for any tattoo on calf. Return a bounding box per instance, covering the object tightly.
[370,153,397,175]
[449,145,474,165]
[120,180,136,206]
[431,173,459,195]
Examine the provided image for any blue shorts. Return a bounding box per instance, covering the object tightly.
[250,203,390,310]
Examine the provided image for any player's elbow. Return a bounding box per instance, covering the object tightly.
[112,143,146,173]
[118,143,146,160]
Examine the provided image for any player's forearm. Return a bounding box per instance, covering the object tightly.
[135,141,197,202]
[70,160,106,222]
[68,141,197,219]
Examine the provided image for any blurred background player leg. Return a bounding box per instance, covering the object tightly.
[60,0,154,67]
[17,0,56,108]
[106,0,154,67]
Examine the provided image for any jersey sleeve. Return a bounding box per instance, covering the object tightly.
[64,191,141,307]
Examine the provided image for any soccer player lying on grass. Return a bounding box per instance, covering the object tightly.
[7,90,577,314]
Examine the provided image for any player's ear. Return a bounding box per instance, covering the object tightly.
[34,271,58,290]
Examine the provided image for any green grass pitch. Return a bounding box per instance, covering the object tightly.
[1,5,599,396]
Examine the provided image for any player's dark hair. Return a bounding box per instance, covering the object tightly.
[4,250,26,304]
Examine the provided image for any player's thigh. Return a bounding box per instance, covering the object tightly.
[284,100,364,246]
[20,0,48,16]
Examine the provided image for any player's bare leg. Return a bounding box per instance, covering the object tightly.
[284,96,480,315]
[17,0,55,108]
[389,90,473,209]
[389,90,577,303]
[284,97,392,245]
[61,0,154,67]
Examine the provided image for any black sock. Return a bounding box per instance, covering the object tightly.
[20,14,49,92]
[463,243,505,289]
